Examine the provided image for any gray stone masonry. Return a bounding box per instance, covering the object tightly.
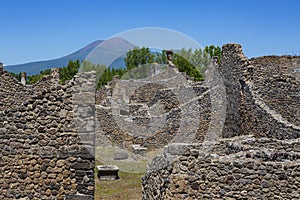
[0,68,96,200]
[142,44,300,199]
[1,42,299,199]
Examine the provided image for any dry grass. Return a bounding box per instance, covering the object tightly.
[95,171,144,200]
[94,145,163,199]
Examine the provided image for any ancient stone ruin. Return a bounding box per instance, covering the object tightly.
[0,43,299,199]
[96,165,119,181]
[0,64,96,199]
[141,44,300,199]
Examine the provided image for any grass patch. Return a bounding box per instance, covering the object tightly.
[94,145,164,199]
[95,171,144,200]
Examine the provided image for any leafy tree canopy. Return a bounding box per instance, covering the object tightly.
[9,45,221,89]
[59,60,80,84]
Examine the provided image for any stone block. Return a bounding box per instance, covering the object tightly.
[97,165,119,180]
[78,133,95,145]
[164,143,194,156]
[114,149,128,160]
[39,146,57,158]
[132,144,147,157]
[79,145,95,159]
[71,161,91,170]
[57,145,80,158]
[65,194,94,200]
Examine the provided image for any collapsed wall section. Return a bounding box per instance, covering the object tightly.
[95,66,212,148]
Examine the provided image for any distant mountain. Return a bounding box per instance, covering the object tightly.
[4,40,104,75]
[85,37,136,69]
[4,38,172,76]
[4,38,135,76]
[4,40,103,75]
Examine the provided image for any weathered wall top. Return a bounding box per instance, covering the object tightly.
[142,43,300,199]
[0,67,96,199]
[1,43,299,199]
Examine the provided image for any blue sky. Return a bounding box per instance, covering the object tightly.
[1,0,300,65]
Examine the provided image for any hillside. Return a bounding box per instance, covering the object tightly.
[4,40,103,75]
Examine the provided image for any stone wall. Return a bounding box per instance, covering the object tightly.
[95,66,213,148]
[142,137,299,199]
[0,65,96,200]
[0,65,61,112]
[241,54,300,140]
[249,56,300,127]
[2,42,299,199]
[218,44,245,138]
[142,44,300,199]
[0,65,33,111]
[209,44,300,140]
[96,44,300,146]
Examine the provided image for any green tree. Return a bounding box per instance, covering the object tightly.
[59,60,80,84]
[81,60,110,76]
[173,53,204,81]
[190,48,210,75]
[125,47,155,70]
[171,46,221,81]
[27,69,51,84]
[81,60,112,89]
[96,65,127,89]
[9,72,22,82]
[81,60,97,72]
[96,45,222,87]
[173,48,210,81]
[204,45,222,61]
[155,50,167,64]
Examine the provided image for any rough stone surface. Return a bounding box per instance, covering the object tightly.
[95,65,211,148]
[114,149,128,160]
[0,69,96,199]
[142,44,300,199]
[1,43,299,199]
